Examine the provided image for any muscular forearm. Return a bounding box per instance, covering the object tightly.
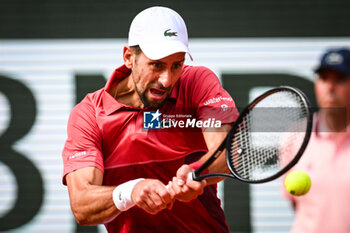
[197,150,229,185]
[67,181,120,225]
[66,168,174,225]
[200,124,232,185]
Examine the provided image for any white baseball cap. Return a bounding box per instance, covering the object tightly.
[128,6,193,61]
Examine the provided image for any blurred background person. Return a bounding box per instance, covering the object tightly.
[283,47,350,233]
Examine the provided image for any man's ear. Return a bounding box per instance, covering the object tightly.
[123,46,134,69]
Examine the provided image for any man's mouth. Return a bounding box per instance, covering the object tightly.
[150,88,166,98]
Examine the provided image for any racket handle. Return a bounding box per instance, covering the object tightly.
[188,172,194,181]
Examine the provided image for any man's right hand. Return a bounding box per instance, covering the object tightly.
[131,179,175,215]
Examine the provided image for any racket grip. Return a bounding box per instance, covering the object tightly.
[188,172,194,181]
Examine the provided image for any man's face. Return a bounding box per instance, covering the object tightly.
[127,48,185,109]
[314,69,350,110]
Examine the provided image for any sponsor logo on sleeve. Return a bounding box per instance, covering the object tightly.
[221,104,228,111]
[69,151,87,160]
[203,96,233,106]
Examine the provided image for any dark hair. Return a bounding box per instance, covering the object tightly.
[130,45,142,55]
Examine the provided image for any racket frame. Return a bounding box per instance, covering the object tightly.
[192,86,313,183]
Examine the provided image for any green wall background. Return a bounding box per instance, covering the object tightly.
[1,0,349,38]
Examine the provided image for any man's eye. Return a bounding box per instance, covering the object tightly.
[337,75,348,84]
[173,63,183,69]
[152,63,162,68]
[319,74,328,81]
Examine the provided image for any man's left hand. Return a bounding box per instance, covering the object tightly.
[167,164,207,202]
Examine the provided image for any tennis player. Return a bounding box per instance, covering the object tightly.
[62,6,238,232]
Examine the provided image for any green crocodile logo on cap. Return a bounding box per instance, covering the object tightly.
[164,29,177,37]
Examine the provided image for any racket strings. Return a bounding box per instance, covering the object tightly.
[229,90,309,181]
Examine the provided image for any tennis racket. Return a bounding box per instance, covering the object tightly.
[191,86,313,183]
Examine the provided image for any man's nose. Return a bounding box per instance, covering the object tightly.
[158,70,172,88]
[325,79,337,92]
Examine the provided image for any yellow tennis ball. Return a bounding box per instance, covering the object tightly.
[284,170,311,196]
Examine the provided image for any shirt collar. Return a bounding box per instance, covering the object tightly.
[102,65,133,115]
[102,64,179,115]
[104,64,131,93]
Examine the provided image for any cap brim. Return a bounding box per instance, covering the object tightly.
[315,65,350,76]
[139,40,193,61]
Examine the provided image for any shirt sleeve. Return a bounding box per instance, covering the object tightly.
[61,99,104,185]
[190,66,239,124]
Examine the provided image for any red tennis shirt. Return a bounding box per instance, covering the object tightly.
[62,64,239,233]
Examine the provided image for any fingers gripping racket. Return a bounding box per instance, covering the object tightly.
[191,86,313,184]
